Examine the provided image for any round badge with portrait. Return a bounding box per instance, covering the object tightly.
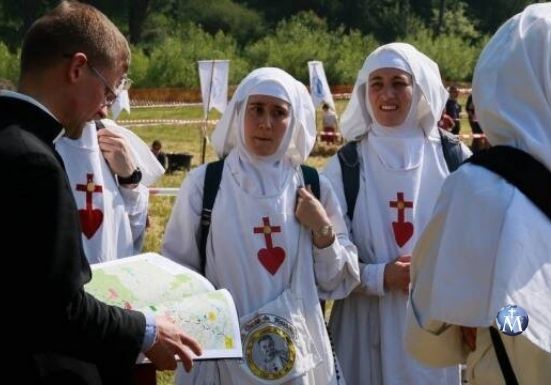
[242,313,297,380]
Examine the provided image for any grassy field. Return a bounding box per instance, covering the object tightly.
[123,95,472,383]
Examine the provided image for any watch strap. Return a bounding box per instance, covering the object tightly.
[117,167,142,185]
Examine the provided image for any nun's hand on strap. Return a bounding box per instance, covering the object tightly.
[295,186,335,249]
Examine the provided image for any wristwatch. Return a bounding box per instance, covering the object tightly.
[313,224,333,238]
[117,167,142,185]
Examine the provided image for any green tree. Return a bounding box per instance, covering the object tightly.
[163,0,264,45]
[143,23,249,88]
[244,11,379,85]
[463,0,538,34]
[0,42,19,83]
[431,1,480,41]
[404,27,485,81]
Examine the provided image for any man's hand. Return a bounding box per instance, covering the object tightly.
[144,316,202,372]
[97,127,136,177]
[384,255,411,293]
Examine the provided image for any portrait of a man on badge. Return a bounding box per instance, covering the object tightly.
[254,334,290,373]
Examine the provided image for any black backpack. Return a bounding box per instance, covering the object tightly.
[468,145,551,385]
[337,128,465,221]
[198,159,320,275]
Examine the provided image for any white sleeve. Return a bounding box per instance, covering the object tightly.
[314,174,360,300]
[358,262,386,296]
[161,167,206,273]
[322,155,385,297]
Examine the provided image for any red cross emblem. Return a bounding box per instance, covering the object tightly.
[76,173,103,239]
[253,217,286,275]
[389,192,414,247]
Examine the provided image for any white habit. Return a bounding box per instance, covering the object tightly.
[323,43,469,385]
[406,4,551,385]
[162,68,360,384]
[56,119,164,263]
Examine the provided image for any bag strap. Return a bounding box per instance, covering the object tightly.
[337,141,360,221]
[438,127,464,172]
[300,164,320,200]
[489,326,520,385]
[467,146,551,221]
[94,120,105,130]
[336,132,463,221]
[199,158,225,275]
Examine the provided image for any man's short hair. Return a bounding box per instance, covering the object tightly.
[20,1,129,75]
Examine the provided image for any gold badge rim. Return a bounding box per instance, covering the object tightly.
[245,325,296,380]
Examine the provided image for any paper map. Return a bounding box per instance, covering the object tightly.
[85,253,242,359]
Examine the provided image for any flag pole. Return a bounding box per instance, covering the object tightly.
[201,60,215,164]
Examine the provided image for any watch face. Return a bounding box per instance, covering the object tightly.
[133,168,142,183]
[314,224,332,237]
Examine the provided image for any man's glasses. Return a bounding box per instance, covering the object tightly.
[87,62,132,107]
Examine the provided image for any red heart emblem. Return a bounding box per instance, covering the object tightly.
[392,221,414,247]
[257,247,286,275]
[79,209,103,239]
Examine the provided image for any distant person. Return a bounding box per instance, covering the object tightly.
[323,42,470,385]
[465,93,489,152]
[151,139,168,169]
[406,3,551,384]
[56,105,165,263]
[321,102,339,144]
[162,67,359,384]
[445,85,462,135]
[0,2,201,383]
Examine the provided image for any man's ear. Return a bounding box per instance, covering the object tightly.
[66,52,87,84]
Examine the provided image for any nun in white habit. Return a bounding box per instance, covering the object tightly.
[55,117,164,263]
[406,3,551,384]
[323,43,470,385]
[162,67,359,385]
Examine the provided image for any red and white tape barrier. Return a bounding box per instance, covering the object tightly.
[149,187,179,196]
[117,119,219,127]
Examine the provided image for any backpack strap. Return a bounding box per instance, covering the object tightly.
[301,164,320,200]
[439,128,464,172]
[199,158,225,275]
[467,145,551,221]
[335,132,463,221]
[337,141,360,221]
[489,326,519,385]
[94,120,105,130]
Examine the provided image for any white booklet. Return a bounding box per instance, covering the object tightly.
[85,252,242,360]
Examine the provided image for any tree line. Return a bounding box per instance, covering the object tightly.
[0,0,542,87]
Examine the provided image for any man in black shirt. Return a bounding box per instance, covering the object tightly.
[0,2,201,384]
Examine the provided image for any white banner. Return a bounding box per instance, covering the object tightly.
[198,60,230,118]
[111,90,130,119]
[308,61,335,110]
